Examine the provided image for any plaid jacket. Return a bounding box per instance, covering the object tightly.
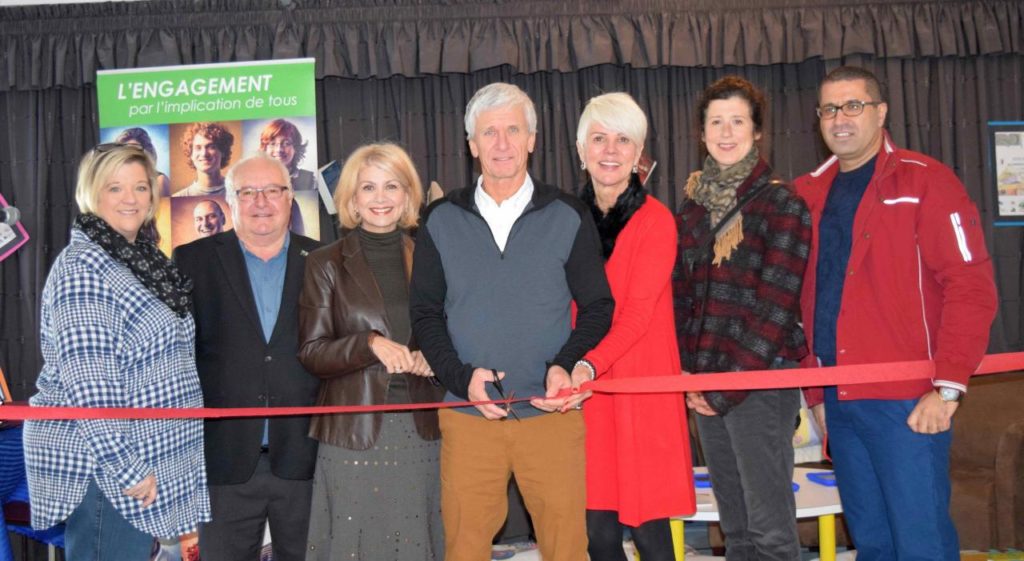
[674,161,811,410]
[24,229,211,538]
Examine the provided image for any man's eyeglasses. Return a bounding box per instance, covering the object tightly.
[816,100,884,120]
[235,185,289,201]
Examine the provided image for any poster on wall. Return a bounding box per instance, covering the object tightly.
[96,58,320,255]
[989,121,1024,225]
[0,194,29,264]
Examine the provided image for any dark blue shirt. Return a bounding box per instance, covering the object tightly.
[240,233,290,446]
[813,157,876,367]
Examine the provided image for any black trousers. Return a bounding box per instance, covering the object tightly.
[586,510,675,561]
[199,452,314,561]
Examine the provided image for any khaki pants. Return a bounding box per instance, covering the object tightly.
[439,409,587,561]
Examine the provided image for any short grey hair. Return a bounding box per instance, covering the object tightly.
[464,82,537,139]
[224,152,293,212]
[576,92,648,149]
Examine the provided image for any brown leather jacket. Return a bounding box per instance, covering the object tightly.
[297,230,443,450]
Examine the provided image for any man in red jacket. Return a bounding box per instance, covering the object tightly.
[796,66,997,561]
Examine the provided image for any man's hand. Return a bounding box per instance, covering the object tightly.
[907,389,959,434]
[369,335,415,374]
[123,474,157,508]
[811,403,827,437]
[530,365,574,413]
[468,367,508,420]
[685,391,718,416]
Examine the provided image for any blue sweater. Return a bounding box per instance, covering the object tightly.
[813,156,876,366]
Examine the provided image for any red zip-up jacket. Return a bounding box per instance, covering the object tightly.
[796,132,997,407]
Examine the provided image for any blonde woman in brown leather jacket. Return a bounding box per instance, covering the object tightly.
[297,143,445,561]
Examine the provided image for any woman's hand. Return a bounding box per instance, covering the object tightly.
[123,474,157,508]
[408,351,434,377]
[686,391,718,416]
[560,363,594,412]
[369,334,415,373]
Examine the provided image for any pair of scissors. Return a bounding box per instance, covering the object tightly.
[490,368,520,421]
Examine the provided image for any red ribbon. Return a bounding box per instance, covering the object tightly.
[3,352,1022,421]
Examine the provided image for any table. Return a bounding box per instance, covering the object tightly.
[672,466,844,561]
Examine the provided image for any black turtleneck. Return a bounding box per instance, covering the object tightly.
[358,227,411,403]
[580,174,648,260]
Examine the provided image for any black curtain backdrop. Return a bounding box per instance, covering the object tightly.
[1,0,1023,399]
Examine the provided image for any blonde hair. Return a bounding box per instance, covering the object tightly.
[75,143,159,223]
[335,143,423,230]
[576,92,648,149]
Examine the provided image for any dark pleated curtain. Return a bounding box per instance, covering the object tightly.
[1,0,1023,399]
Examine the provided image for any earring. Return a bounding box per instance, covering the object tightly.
[632,164,639,174]
[580,160,587,170]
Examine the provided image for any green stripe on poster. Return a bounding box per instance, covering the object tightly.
[97,59,315,127]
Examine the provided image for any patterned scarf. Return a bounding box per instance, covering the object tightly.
[73,213,193,318]
[685,146,761,265]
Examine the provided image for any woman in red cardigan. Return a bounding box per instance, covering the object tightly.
[566,92,695,561]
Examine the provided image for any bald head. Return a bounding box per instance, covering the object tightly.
[193,199,226,237]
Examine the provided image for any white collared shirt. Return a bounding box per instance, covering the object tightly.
[474,175,534,252]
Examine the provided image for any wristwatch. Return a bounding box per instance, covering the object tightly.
[936,386,963,402]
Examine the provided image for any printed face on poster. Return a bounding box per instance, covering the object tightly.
[990,122,1024,223]
[96,59,320,255]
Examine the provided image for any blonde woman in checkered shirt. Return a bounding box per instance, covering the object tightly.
[23,143,210,560]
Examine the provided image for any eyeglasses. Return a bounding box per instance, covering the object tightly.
[93,142,146,155]
[266,140,294,150]
[94,142,125,153]
[235,184,289,201]
[816,100,884,119]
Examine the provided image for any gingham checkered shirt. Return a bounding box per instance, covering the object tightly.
[24,229,211,538]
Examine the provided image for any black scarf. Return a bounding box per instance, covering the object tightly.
[73,213,193,318]
[581,174,648,260]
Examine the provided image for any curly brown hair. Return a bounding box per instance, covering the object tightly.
[181,122,234,170]
[696,76,768,134]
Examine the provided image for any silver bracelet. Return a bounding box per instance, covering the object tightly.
[575,359,596,381]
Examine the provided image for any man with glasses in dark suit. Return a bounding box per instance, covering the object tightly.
[174,153,321,561]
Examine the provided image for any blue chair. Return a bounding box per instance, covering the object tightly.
[1,425,65,561]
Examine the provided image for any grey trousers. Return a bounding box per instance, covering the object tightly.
[695,389,801,561]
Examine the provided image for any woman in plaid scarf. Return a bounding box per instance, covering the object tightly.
[674,76,811,561]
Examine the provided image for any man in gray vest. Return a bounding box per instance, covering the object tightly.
[411,82,613,561]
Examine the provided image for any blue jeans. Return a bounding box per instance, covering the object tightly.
[64,480,154,561]
[825,388,959,561]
